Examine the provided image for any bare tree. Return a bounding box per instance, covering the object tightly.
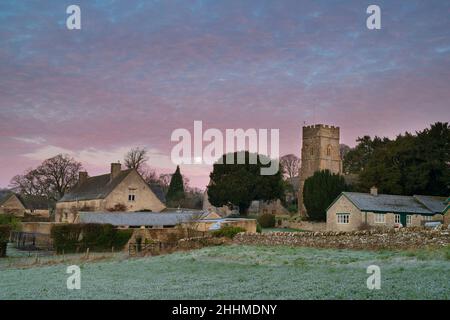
[139,163,159,184]
[124,147,148,171]
[10,154,82,201]
[280,154,300,179]
[158,173,172,194]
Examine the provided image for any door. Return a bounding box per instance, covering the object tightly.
[400,213,407,227]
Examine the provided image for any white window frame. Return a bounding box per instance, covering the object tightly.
[394,214,400,224]
[374,213,385,224]
[406,215,412,226]
[423,215,433,222]
[337,213,350,224]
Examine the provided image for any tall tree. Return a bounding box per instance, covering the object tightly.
[124,147,148,171]
[10,154,82,201]
[303,170,347,221]
[207,151,285,214]
[343,136,389,174]
[280,154,300,179]
[166,166,185,205]
[349,122,449,196]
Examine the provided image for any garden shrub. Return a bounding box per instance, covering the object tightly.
[0,214,21,231]
[256,222,262,233]
[212,226,246,239]
[51,223,131,253]
[257,213,276,228]
[0,225,11,258]
[113,229,134,248]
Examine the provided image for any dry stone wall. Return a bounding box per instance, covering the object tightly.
[233,228,450,250]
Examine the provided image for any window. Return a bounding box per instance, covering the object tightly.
[374,213,385,223]
[327,145,331,156]
[395,214,400,224]
[337,213,349,224]
[128,189,136,202]
[310,148,314,156]
[423,215,432,222]
[406,215,412,226]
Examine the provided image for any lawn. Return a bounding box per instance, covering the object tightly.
[0,244,449,300]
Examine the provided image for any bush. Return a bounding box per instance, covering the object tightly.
[0,214,21,231]
[0,225,11,258]
[108,203,127,212]
[257,213,276,228]
[256,222,262,233]
[113,229,134,248]
[51,223,132,253]
[212,226,246,239]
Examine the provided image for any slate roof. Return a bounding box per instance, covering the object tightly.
[0,189,51,210]
[58,169,133,202]
[0,190,13,205]
[413,195,447,214]
[340,192,447,215]
[78,211,208,227]
[149,184,166,204]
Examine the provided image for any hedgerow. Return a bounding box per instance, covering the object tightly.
[50,223,133,253]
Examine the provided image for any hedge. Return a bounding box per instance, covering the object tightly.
[51,223,133,253]
[257,213,276,228]
[0,225,11,258]
[212,226,246,239]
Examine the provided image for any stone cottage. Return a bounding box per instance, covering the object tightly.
[326,187,447,231]
[55,163,166,223]
[0,191,49,217]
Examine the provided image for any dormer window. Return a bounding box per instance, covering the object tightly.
[128,189,136,202]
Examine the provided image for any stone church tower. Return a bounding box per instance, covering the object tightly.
[298,124,342,215]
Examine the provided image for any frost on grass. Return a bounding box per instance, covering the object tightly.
[0,245,449,300]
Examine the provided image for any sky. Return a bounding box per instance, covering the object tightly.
[0,0,449,189]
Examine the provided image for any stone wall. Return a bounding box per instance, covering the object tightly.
[288,221,327,232]
[21,222,54,235]
[233,228,450,250]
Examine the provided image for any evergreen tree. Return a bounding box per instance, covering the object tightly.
[207,151,285,214]
[166,166,185,205]
[303,170,347,221]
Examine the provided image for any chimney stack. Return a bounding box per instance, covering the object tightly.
[111,162,121,181]
[78,171,88,186]
[370,186,378,196]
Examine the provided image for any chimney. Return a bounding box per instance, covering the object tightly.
[111,162,122,181]
[370,186,378,196]
[78,171,88,186]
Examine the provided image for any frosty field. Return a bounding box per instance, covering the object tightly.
[1,244,449,300]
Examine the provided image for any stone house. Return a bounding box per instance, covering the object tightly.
[55,163,166,223]
[326,187,447,231]
[0,192,50,217]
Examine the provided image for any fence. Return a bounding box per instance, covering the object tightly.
[10,231,53,251]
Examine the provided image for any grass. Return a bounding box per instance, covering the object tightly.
[0,244,449,300]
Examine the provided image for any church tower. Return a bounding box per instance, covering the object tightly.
[298,124,342,215]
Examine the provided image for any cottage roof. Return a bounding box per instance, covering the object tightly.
[339,192,447,215]
[78,211,208,227]
[0,190,14,206]
[148,184,166,204]
[58,169,133,202]
[413,195,447,214]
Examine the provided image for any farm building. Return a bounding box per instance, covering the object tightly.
[326,187,447,231]
[56,163,166,223]
[0,191,50,217]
